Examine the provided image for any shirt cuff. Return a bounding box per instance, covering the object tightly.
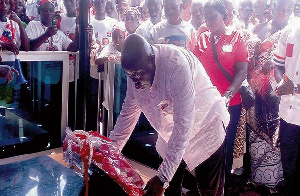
[272,54,285,66]
[157,158,180,182]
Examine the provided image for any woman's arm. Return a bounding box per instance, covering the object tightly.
[10,12,29,51]
[224,61,248,99]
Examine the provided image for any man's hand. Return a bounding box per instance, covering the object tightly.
[1,42,19,55]
[144,176,165,196]
[275,74,294,96]
[261,61,273,75]
[45,25,58,37]
[0,65,19,83]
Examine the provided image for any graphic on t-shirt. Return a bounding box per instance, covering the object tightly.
[165,35,187,48]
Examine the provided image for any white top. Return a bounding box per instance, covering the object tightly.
[150,19,194,49]
[60,14,76,40]
[273,18,300,126]
[25,20,75,82]
[59,14,78,82]
[109,44,229,181]
[90,16,118,48]
[26,21,72,51]
[135,19,156,43]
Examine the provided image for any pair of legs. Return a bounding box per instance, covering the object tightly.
[225,104,242,175]
[279,119,300,196]
[165,142,226,196]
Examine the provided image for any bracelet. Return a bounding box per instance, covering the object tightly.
[293,83,299,95]
[225,90,233,100]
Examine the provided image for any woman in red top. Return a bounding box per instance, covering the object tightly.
[193,0,248,187]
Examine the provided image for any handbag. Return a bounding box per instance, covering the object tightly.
[210,35,255,110]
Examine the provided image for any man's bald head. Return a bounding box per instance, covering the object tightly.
[121,34,154,71]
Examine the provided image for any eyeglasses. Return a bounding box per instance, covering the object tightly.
[124,70,143,79]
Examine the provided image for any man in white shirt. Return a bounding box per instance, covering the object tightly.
[150,0,194,49]
[89,0,119,131]
[273,16,300,196]
[60,0,76,41]
[91,0,118,50]
[25,1,78,51]
[136,0,163,42]
[109,34,229,196]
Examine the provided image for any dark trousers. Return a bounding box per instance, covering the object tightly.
[279,119,300,196]
[165,142,226,196]
[225,104,242,175]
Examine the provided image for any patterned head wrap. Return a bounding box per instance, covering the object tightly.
[124,6,141,19]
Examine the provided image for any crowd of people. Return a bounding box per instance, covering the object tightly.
[0,0,299,195]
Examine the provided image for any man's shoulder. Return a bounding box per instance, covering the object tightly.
[152,20,168,30]
[27,20,41,26]
[26,20,42,31]
[138,19,153,29]
[106,16,118,23]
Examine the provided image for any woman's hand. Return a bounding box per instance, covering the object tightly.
[144,176,165,196]
[1,42,19,55]
[0,65,19,83]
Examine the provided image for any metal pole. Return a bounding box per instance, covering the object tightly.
[76,0,90,130]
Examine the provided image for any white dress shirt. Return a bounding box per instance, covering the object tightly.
[109,44,229,181]
[273,19,300,126]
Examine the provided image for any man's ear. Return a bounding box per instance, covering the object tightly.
[149,50,155,65]
[180,2,184,11]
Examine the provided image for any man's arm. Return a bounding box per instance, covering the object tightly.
[28,25,58,51]
[158,53,196,183]
[224,61,248,98]
[109,80,142,150]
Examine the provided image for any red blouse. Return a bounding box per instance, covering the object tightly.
[193,29,248,106]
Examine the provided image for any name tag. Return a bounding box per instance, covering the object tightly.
[222,44,233,52]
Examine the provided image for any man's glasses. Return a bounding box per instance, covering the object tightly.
[124,70,143,79]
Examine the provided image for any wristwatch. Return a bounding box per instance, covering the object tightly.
[157,174,169,189]
[293,83,299,95]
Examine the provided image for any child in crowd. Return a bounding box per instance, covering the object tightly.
[95,25,126,132]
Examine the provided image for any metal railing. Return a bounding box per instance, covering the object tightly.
[0,51,79,140]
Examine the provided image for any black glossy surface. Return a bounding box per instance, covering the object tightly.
[0,156,84,196]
